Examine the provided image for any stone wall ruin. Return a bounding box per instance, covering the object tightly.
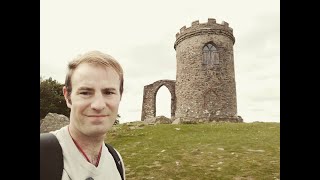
[141,80,176,121]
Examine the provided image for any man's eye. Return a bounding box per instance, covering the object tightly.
[105,91,115,95]
[80,92,90,95]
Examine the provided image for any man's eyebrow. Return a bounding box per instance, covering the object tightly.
[103,88,117,91]
[77,87,94,91]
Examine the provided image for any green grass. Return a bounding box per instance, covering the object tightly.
[105,122,280,180]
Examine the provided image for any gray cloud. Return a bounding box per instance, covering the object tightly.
[236,13,279,54]
[123,43,176,79]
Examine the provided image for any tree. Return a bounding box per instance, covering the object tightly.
[40,77,70,120]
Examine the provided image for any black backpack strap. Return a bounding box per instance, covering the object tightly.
[40,133,63,180]
[105,143,124,180]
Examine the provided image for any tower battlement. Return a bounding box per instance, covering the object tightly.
[174,18,235,49]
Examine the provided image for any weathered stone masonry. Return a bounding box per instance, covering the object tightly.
[141,18,242,123]
[141,80,176,121]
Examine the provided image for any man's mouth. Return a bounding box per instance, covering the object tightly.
[86,115,108,117]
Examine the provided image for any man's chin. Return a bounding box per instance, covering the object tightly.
[91,123,113,132]
[87,128,107,137]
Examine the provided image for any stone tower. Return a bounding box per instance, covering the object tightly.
[141,18,242,123]
[173,18,242,122]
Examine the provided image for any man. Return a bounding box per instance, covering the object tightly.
[47,50,125,180]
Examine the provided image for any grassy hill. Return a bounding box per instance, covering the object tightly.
[106,122,280,180]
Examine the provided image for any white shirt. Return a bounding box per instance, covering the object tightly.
[51,126,125,180]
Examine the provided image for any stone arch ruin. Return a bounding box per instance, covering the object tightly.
[141,80,176,121]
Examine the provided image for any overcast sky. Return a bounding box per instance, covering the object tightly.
[40,0,280,123]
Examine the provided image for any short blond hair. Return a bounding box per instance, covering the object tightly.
[64,50,124,97]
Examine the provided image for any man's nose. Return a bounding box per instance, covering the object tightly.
[91,94,106,111]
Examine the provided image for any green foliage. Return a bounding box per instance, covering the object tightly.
[106,122,280,180]
[40,77,70,119]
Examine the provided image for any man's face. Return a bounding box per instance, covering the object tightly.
[65,63,121,136]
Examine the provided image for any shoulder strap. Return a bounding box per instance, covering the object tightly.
[40,133,63,180]
[105,143,124,180]
[40,133,123,180]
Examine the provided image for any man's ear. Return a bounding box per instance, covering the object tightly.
[63,86,72,108]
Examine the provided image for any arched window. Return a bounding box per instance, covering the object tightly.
[203,43,219,65]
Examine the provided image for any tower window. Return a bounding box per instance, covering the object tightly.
[203,43,219,65]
